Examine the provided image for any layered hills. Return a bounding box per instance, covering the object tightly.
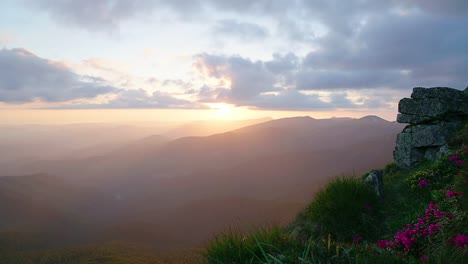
[0,116,404,251]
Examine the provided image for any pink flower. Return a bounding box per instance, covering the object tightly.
[446,190,463,198]
[434,210,444,219]
[395,232,414,251]
[352,235,363,243]
[417,218,425,225]
[462,147,468,153]
[419,179,428,187]
[421,254,429,262]
[377,240,395,249]
[456,160,464,166]
[451,234,468,249]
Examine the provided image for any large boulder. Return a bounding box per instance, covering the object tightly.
[394,87,468,168]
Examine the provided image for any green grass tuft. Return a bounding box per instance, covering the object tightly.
[300,176,382,242]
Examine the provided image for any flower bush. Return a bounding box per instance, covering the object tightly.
[377,202,451,257]
[377,147,468,261]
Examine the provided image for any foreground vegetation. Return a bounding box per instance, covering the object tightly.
[0,239,204,264]
[204,127,468,263]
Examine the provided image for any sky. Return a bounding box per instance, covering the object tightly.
[0,0,467,124]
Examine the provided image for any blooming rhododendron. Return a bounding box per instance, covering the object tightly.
[377,202,452,255]
[446,190,463,198]
[377,240,395,249]
[420,254,429,261]
[450,234,468,249]
[418,179,428,187]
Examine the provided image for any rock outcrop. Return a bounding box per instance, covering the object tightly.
[394,87,468,168]
[365,170,384,197]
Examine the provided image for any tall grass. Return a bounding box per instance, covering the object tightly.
[300,177,382,242]
[203,226,304,264]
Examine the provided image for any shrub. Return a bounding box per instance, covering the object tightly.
[301,177,382,242]
[383,163,401,175]
[448,123,468,148]
[407,158,458,191]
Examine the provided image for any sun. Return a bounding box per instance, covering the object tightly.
[209,103,235,119]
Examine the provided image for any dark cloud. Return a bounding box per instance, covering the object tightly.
[0,48,117,103]
[264,53,299,75]
[212,19,269,40]
[295,69,410,90]
[299,11,468,90]
[411,0,468,16]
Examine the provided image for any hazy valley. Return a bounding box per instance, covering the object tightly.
[0,116,404,252]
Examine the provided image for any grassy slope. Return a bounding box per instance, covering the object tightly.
[204,141,468,263]
[0,239,206,264]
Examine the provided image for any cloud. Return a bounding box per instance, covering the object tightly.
[161,79,193,90]
[194,53,278,101]
[212,19,269,40]
[299,11,468,89]
[295,69,409,90]
[19,0,468,110]
[54,89,204,109]
[193,53,387,110]
[246,90,355,111]
[0,48,117,103]
[32,0,157,31]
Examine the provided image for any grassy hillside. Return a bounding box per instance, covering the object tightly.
[0,238,204,264]
[204,126,468,263]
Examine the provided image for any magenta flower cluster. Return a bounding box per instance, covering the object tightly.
[445,189,463,198]
[418,179,428,187]
[377,202,452,257]
[450,234,468,249]
[449,152,464,166]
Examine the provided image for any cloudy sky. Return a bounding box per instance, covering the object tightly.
[0,0,467,123]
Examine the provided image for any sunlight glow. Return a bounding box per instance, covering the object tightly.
[209,103,236,119]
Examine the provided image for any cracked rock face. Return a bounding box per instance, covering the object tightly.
[394,87,468,168]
